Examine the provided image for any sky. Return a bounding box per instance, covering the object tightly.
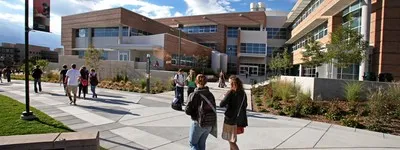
[0,0,297,49]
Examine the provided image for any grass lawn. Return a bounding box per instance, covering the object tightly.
[0,94,73,136]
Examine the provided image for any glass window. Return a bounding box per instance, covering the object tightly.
[182,25,217,34]
[266,28,286,39]
[292,22,328,50]
[240,43,266,54]
[76,28,88,37]
[119,51,129,61]
[292,0,325,29]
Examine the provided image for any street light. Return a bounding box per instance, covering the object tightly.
[177,24,184,68]
[146,54,151,93]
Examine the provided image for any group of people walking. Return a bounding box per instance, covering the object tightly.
[0,66,12,83]
[59,64,98,105]
[173,69,248,150]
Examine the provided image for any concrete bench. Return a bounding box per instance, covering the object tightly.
[0,132,99,150]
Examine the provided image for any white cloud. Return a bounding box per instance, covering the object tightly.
[174,12,184,17]
[230,0,241,2]
[184,0,235,15]
[0,1,24,10]
[0,13,24,23]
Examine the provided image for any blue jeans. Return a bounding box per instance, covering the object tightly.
[189,121,212,150]
[91,85,97,96]
[175,86,184,104]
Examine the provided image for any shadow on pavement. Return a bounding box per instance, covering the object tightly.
[89,98,136,105]
[77,105,140,116]
[97,94,124,99]
[100,138,145,150]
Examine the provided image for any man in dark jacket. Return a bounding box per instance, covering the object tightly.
[32,65,43,93]
[59,65,68,96]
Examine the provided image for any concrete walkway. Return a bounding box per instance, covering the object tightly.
[1,80,400,150]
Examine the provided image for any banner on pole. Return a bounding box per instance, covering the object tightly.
[33,0,50,32]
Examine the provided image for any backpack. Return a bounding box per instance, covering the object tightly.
[198,94,217,128]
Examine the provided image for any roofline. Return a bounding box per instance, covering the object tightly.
[154,11,267,20]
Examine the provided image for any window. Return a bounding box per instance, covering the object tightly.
[241,27,260,31]
[101,51,108,60]
[119,51,129,61]
[267,47,281,57]
[226,45,237,56]
[170,54,203,67]
[131,28,152,36]
[292,22,327,50]
[182,25,217,34]
[292,0,325,29]
[76,28,88,37]
[227,27,239,38]
[240,43,266,54]
[266,28,287,39]
[93,27,119,37]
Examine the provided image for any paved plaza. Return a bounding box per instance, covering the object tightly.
[1,80,400,150]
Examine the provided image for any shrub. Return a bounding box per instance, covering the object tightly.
[271,80,297,101]
[295,92,320,115]
[325,102,345,121]
[259,108,269,112]
[366,122,387,133]
[368,88,397,122]
[272,101,282,110]
[340,115,364,128]
[344,81,363,103]
[283,104,302,117]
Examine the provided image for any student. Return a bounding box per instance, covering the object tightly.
[32,65,43,93]
[4,66,11,82]
[59,65,68,96]
[185,74,217,150]
[220,76,248,150]
[218,70,226,88]
[89,68,98,98]
[78,66,89,99]
[174,69,185,105]
[186,69,196,99]
[65,64,81,105]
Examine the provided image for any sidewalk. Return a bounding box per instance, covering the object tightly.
[1,80,400,150]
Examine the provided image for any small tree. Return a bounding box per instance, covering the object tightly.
[326,26,367,68]
[85,45,103,70]
[281,48,292,75]
[269,53,283,75]
[301,39,326,68]
[36,59,49,72]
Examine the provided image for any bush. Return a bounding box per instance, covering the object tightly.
[271,81,297,101]
[368,86,400,122]
[325,102,345,121]
[283,104,302,117]
[340,115,364,128]
[344,81,363,102]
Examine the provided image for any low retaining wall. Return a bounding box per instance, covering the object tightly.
[0,132,99,150]
[280,76,394,101]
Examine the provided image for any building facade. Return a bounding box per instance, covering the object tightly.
[0,46,20,68]
[287,0,400,80]
[1,43,59,65]
[62,8,211,71]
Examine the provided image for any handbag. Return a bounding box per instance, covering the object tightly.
[81,79,88,86]
[199,94,218,138]
[222,92,246,142]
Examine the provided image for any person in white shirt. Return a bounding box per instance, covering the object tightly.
[174,69,185,105]
[65,64,81,105]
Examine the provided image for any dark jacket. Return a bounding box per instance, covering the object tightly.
[185,87,217,127]
[220,89,248,127]
[32,68,43,79]
[89,72,98,86]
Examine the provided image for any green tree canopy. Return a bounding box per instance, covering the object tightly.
[35,59,49,71]
[326,26,367,68]
[301,39,326,67]
[85,45,103,70]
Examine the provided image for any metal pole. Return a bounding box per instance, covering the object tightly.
[178,30,181,68]
[146,54,150,93]
[22,0,35,120]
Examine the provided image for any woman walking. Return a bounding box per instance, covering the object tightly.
[220,75,248,150]
[218,70,226,88]
[78,66,89,99]
[89,69,99,98]
[185,74,217,150]
[186,69,196,99]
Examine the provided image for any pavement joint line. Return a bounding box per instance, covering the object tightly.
[149,136,189,150]
[273,146,400,149]
[273,121,312,149]
[312,123,333,148]
[100,136,143,150]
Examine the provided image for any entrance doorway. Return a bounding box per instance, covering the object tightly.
[239,65,258,76]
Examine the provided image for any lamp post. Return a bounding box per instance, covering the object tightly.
[146,54,151,93]
[177,24,184,68]
[21,0,36,120]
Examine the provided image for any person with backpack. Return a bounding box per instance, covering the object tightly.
[186,69,196,100]
[0,68,3,83]
[174,69,185,105]
[220,75,248,150]
[89,68,99,98]
[59,64,68,96]
[32,65,43,93]
[185,74,217,150]
[78,66,89,99]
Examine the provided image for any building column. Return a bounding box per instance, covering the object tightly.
[299,64,302,77]
[359,0,371,80]
[88,28,92,46]
[260,24,263,31]
[118,24,123,45]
